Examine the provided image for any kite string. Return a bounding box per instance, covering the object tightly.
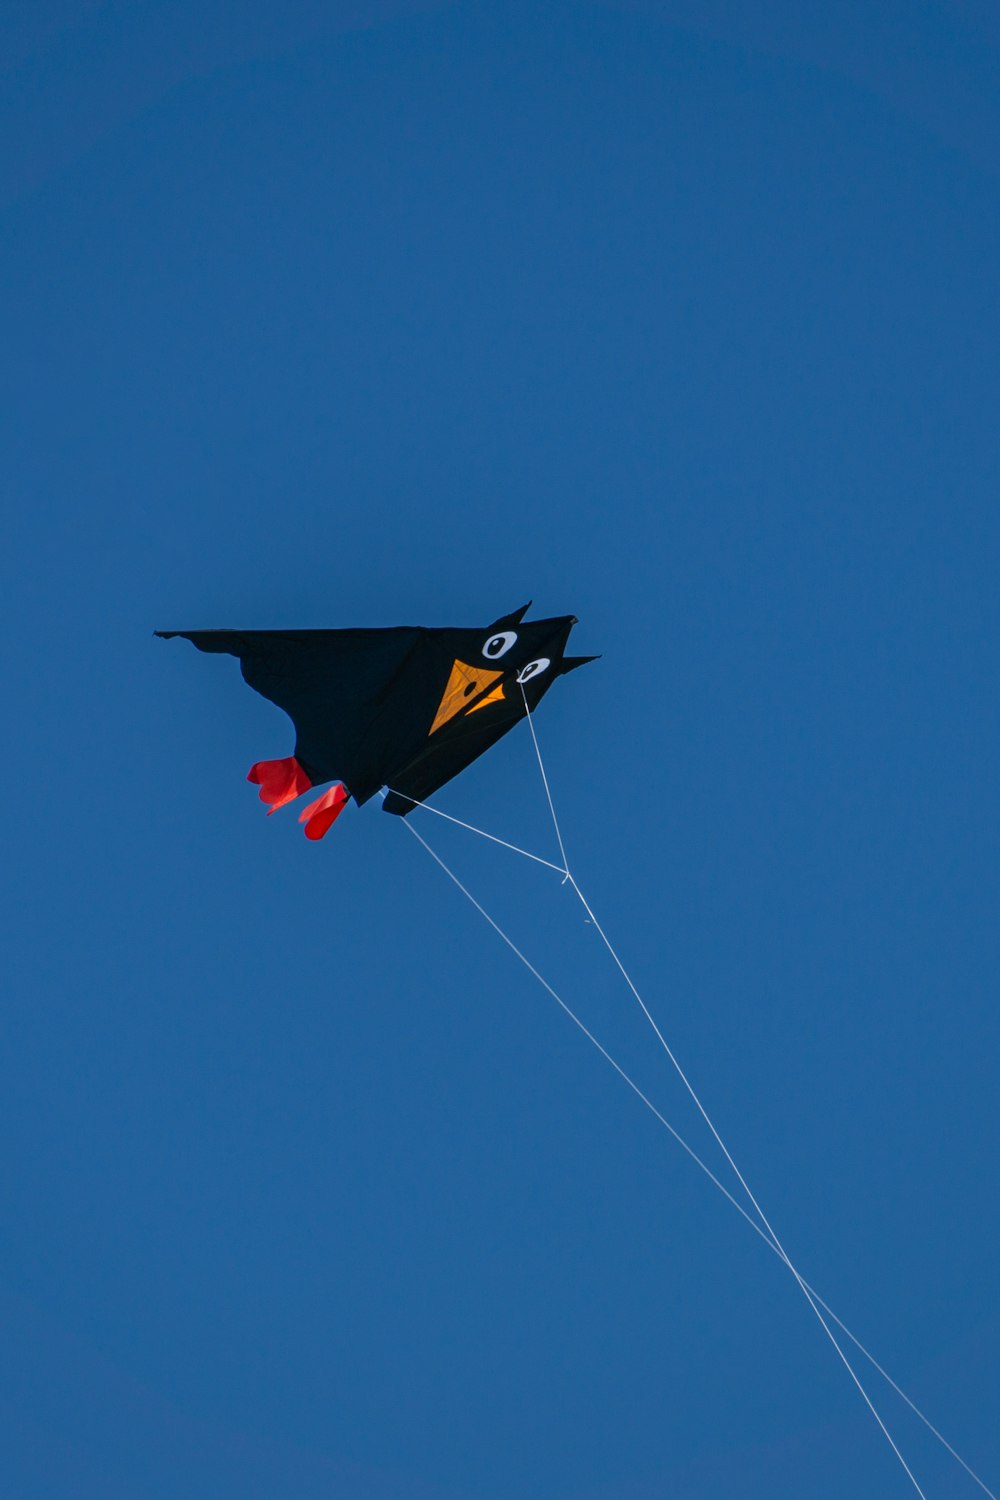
[384,789,565,873]
[515,687,928,1499]
[518,682,784,1242]
[402,818,995,1500]
[807,1300,995,1500]
[518,680,570,877]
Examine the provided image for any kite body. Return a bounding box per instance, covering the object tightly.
[156,605,594,837]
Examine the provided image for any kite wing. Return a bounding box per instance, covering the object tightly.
[155,627,426,803]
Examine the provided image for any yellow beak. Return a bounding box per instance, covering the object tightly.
[429,659,505,735]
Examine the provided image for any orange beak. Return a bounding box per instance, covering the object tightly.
[429,659,506,735]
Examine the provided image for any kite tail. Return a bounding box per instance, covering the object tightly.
[298,783,350,840]
[247,756,312,812]
[247,758,350,838]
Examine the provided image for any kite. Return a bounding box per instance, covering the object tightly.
[153,600,996,1498]
[155,604,596,838]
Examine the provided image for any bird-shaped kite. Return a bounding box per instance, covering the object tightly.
[156,604,596,838]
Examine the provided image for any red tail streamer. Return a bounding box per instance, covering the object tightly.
[299,783,349,840]
[247,756,312,813]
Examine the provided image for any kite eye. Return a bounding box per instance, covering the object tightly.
[517,658,550,684]
[483,630,517,659]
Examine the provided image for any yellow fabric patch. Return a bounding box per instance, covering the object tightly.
[466,682,506,714]
[429,660,504,735]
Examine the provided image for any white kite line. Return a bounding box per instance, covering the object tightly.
[385,791,565,873]
[402,817,926,1499]
[389,693,996,1500]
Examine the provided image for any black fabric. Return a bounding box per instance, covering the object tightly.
[156,608,595,813]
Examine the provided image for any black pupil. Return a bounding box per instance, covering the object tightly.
[488,638,501,654]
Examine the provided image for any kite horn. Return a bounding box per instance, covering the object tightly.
[559,654,600,675]
[490,601,532,630]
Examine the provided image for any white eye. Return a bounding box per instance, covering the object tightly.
[517,657,550,684]
[483,630,517,659]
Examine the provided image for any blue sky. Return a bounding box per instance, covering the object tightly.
[2,3,998,1496]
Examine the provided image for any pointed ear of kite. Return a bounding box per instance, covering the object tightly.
[490,601,532,630]
[559,654,600,675]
